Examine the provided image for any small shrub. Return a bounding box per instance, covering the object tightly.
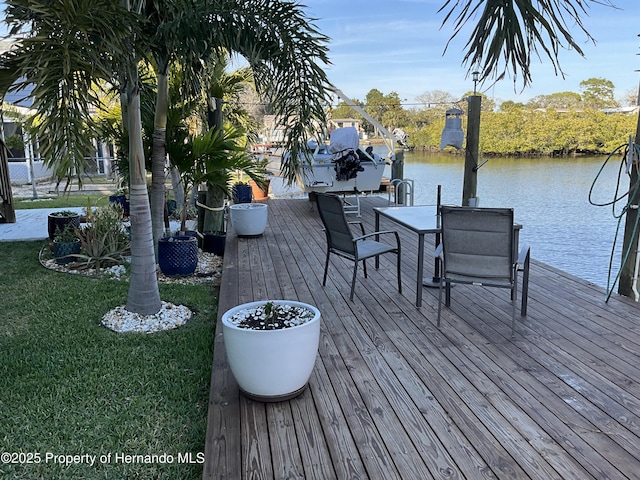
[53,224,78,243]
[50,210,78,217]
[169,204,197,221]
[75,204,130,271]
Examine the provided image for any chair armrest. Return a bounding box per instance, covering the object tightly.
[517,244,530,269]
[354,230,397,242]
[354,230,401,248]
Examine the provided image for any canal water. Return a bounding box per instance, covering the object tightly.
[386,150,631,292]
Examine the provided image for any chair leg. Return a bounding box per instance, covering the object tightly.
[350,262,359,300]
[511,280,518,337]
[322,251,330,286]
[521,253,530,317]
[362,258,368,278]
[396,252,402,294]
[445,281,451,306]
[437,280,444,327]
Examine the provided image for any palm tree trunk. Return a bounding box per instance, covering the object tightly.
[204,97,225,232]
[151,67,169,255]
[170,166,184,213]
[126,85,162,315]
[203,185,225,233]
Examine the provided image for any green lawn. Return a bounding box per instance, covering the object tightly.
[14,195,111,210]
[0,241,216,479]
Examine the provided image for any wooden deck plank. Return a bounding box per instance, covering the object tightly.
[274,221,407,480]
[418,270,636,478]
[204,196,640,479]
[203,230,241,480]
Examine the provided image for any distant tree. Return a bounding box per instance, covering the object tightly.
[499,100,524,111]
[622,87,639,107]
[364,89,386,134]
[580,77,619,109]
[527,91,582,109]
[405,106,441,129]
[461,91,496,112]
[331,98,363,121]
[380,91,408,128]
[361,89,408,134]
[416,90,457,109]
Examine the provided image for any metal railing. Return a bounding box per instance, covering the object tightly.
[388,178,414,206]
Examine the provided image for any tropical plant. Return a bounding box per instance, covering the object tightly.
[75,204,131,271]
[144,1,333,255]
[53,224,78,243]
[229,300,316,330]
[0,0,333,317]
[168,124,264,233]
[50,210,79,218]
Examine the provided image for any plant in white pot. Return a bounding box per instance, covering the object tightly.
[167,124,266,238]
[222,299,321,402]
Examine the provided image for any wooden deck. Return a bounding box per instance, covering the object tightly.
[203,196,640,480]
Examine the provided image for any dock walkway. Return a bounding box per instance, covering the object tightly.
[204,195,640,479]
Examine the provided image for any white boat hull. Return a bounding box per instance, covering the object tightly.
[297,156,387,194]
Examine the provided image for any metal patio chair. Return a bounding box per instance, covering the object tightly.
[436,206,530,336]
[315,192,402,300]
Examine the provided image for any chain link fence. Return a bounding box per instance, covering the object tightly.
[8,156,114,185]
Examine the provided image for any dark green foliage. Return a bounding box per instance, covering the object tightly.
[439,0,599,89]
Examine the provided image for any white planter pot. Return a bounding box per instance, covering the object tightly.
[222,300,321,402]
[229,203,268,237]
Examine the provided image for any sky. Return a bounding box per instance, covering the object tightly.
[301,0,640,107]
[1,1,638,108]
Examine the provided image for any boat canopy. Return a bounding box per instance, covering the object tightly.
[328,127,364,181]
[329,126,359,156]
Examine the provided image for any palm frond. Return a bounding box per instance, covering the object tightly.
[1,0,141,186]
[440,0,602,90]
[170,0,333,183]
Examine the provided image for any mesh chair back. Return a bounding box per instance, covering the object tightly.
[315,193,356,256]
[440,206,514,283]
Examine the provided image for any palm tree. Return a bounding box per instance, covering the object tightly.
[170,0,332,181]
[0,0,164,314]
[0,1,135,190]
[196,53,261,234]
[168,124,265,233]
[0,0,333,315]
[440,0,609,89]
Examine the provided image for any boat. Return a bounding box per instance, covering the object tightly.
[295,126,388,194]
[293,88,406,195]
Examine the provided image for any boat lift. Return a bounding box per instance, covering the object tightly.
[330,88,413,206]
[331,88,403,163]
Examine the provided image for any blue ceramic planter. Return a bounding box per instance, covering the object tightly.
[158,236,198,276]
[53,240,81,265]
[47,212,80,241]
[232,184,252,204]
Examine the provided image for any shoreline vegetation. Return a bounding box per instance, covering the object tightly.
[402,107,636,157]
[334,83,637,158]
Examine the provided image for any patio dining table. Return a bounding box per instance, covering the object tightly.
[374,205,441,308]
[374,205,521,308]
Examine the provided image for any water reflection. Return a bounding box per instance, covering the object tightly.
[389,151,629,290]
